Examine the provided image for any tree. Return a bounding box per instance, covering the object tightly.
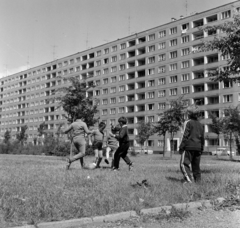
[37,122,48,137]
[222,106,240,160]
[200,13,240,82]
[209,112,224,151]
[136,121,154,153]
[3,130,11,144]
[16,125,28,145]
[164,97,185,157]
[54,77,99,126]
[154,112,170,157]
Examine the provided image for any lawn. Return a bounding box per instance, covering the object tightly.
[0,154,240,227]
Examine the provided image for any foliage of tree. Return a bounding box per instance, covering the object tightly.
[136,121,154,153]
[200,13,240,82]
[3,130,11,144]
[37,122,48,137]
[16,125,28,145]
[54,77,99,126]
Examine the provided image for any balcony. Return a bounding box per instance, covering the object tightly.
[137,105,145,112]
[136,93,145,100]
[128,50,136,58]
[193,19,204,28]
[193,98,204,106]
[137,58,146,66]
[127,106,135,113]
[127,95,135,102]
[127,84,135,91]
[193,57,204,66]
[207,83,219,91]
[127,72,135,80]
[208,96,219,105]
[137,82,145,89]
[193,71,204,79]
[137,47,146,55]
[193,84,205,93]
[193,31,204,40]
[137,70,145,78]
[207,54,218,64]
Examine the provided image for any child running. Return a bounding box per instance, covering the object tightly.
[112,116,133,171]
[105,124,120,168]
[89,121,106,168]
[63,116,92,170]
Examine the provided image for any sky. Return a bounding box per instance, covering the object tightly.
[0,0,237,78]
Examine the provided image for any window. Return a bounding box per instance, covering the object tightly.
[120,53,126,60]
[95,90,100,96]
[158,90,166,97]
[120,43,126,49]
[158,66,166,73]
[103,68,109,74]
[112,45,117,52]
[159,30,166,38]
[103,58,109,64]
[149,34,155,41]
[158,78,166,85]
[102,109,108,115]
[170,88,177,96]
[148,80,155,87]
[159,42,166,49]
[111,66,117,72]
[119,85,125,92]
[169,63,177,71]
[119,107,125,113]
[148,91,155,99]
[111,76,117,83]
[96,60,101,66]
[222,53,230,60]
[223,94,233,103]
[110,108,116,115]
[181,61,190,69]
[182,35,189,43]
[170,51,177,59]
[182,23,189,31]
[182,86,190,94]
[223,81,233,88]
[110,97,116,104]
[170,75,177,83]
[103,88,108,94]
[182,48,190,56]
[148,104,154,110]
[112,56,117,62]
[158,103,166,110]
[103,78,108,84]
[181,73,189,81]
[170,39,177,46]
[148,56,155,64]
[119,75,125,81]
[119,96,125,103]
[147,116,154,122]
[170,27,177,34]
[148,68,155,75]
[158,54,166,62]
[222,10,231,19]
[119,64,125,71]
[104,48,109,54]
[96,70,101,76]
[97,50,101,56]
[102,99,108,105]
[110,87,116,93]
[148,45,155,52]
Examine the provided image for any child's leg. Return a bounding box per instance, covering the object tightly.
[70,138,86,162]
[96,150,103,168]
[94,149,99,164]
[111,149,116,168]
[106,147,111,160]
[191,151,201,183]
[180,150,193,182]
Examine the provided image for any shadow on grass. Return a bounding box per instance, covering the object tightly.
[165,176,183,183]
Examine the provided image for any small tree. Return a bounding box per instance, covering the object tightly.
[54,77,99,126]
[136,121,154,153]
[165,97,185,157]
[200,13,240,82]
[3,130,11,144]
[37,122,48,145]
[209,112,224,151]
[16,125,28,145]
[154,113,170,157]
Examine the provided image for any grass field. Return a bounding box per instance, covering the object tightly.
[0,154,240,227]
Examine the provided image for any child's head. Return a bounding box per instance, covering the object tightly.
[118,116,127,126]
[186,105,199,120]
[98,121,106,131]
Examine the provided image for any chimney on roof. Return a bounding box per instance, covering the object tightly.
[171,17,176,21]
[180,15,184,19]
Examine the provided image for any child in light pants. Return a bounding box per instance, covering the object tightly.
[105,125,120,168]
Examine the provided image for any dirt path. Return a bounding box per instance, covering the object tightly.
[80,209,240,228]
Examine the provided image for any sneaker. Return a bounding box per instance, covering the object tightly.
[129,163,134,171]
[104,158,109,165]
[112,167,119,171]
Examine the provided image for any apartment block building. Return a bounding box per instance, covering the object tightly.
[1,1,240,152]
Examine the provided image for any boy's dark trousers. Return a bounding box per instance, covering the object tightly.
[180,150,201,182]
[113,142,132,169]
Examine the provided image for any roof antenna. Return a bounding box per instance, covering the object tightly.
[185,0,188,16]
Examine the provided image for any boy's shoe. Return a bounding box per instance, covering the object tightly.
[112,167,119,171]
[129,163,134,171]
[104,158,109,164]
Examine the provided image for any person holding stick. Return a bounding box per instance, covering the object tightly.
[63,116,92,170]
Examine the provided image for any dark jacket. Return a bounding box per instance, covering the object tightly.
[116,125,129,144]
[179,119,204,152]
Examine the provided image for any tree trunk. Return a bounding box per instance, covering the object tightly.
[163,134,166,157]
[229,132,233,160]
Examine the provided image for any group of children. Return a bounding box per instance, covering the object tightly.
[63,105,204,183]
[63,116,133,171]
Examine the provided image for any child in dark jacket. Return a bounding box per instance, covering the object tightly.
[179,105,204,183]
[112,117,133,171]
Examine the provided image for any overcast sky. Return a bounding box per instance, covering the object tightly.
[0,0,236,78]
